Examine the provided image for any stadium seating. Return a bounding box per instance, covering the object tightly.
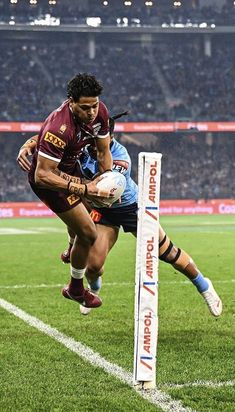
[0,132,234,202]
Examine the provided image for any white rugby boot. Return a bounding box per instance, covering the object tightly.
[80,277,102,315]
[201,278,222,317]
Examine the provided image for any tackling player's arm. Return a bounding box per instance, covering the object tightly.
[17,134,38,171]
[96,135,112,174]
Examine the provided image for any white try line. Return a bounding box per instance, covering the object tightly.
[0,279,234,290]
[0,298,194,412]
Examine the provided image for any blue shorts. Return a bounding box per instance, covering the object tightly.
[90,202,137,233]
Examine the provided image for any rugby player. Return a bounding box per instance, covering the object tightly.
[18,114,223,318]
[19,73,114,309]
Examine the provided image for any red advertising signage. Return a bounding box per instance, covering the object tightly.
[0,199,234,219]
[2,121,235,133]
[160,199,235,215]
[0,202,55,219]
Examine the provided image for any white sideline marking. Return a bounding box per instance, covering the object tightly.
[0,279,234,290]
[163,380,235,389]
[0,228,64,235]
[0,298,194,412]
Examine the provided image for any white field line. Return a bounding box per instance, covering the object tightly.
[0,279,234,290]
[0,298,194,412]
[163,380,235,389]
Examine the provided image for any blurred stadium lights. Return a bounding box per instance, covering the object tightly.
[124,1,132,6]
[103,1,109,5]
[145,1,153,6]
[86,17,101,27]
[173,1,182,7]
[117,17,129,26]
[30,13,60,25]
[9,17,16,25]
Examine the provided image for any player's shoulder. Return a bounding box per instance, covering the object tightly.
[42,100,74,139]
[111,139,130,160]
[98,101,109,120]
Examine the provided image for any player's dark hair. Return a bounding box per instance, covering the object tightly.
[109,110,129,137]
[67,73,103,102]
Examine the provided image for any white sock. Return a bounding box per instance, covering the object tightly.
[70,266,85,279]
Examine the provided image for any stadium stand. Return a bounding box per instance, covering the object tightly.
[0,0,234,202]
[1,36,235,122]
[0,132,234,202]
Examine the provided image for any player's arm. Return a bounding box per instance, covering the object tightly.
[96,135,112,173]
[17,134,38,171]
[17,134,80,184]
[35,154,113,198]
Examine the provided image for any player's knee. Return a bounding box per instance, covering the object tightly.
[159,234,191,268]
[74,224,97,247]
[159,235,176,263]
[159,240,179,264]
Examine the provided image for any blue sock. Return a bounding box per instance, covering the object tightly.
[192,273,209,293]
[89,277,102,292]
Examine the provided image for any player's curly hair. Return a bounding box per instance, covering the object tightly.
[67,73,103,102]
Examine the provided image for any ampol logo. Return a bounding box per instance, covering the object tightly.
[140,311,154,370]
[145,236,157,282]
[145,160,159,220]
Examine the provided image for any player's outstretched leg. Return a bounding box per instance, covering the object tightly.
[159,227,222,317]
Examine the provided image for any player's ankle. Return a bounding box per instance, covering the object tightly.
[191,273,209,293]
[89,277,102,292]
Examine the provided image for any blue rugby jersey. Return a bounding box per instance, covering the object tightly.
[78,138,138,208]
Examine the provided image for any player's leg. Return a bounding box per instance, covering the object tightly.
[159,224,222,317]
[80,224,119,315]
[60,226,75,263]
[58,202,101,308]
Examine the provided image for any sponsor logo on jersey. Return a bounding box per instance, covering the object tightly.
[59,124,67,134]
[66,194,80,205]
[44,132,66,149]
[90,209,102,223]
[92,122,101,135]
[113,160,129,174]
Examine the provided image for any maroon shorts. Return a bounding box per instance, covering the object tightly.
[29,182,81,214]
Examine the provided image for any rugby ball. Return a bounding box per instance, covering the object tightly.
[94,171,126,207]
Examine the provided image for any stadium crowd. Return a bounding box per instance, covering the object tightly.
[1,35,235,122]
[0,132,234,202]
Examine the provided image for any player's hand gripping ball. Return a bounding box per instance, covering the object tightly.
[94,171,126,207]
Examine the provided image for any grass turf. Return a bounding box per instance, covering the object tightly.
[0,215,234,411]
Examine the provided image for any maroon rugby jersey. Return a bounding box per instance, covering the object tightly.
[29,100,109,182]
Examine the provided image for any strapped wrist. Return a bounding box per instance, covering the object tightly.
[67,181,87,196]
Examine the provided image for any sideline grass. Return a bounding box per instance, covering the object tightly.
[0,215,234,411]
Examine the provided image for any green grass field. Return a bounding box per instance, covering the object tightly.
[0,215,234,412]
